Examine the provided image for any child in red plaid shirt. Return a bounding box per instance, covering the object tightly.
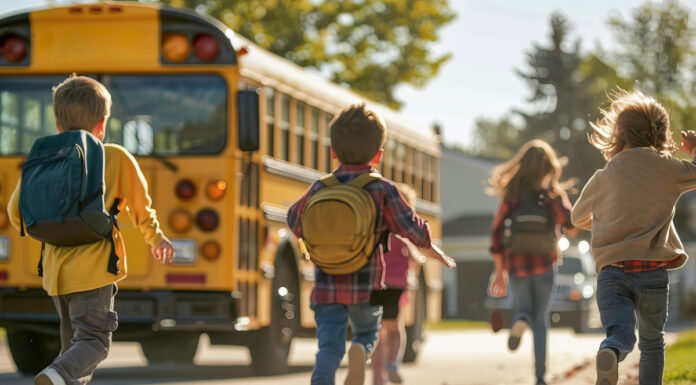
[487,139,577,385]
[287,104,455,385]
[572,89,696,385]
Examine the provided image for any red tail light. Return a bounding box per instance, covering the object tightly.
[1,34,27,63]
[193,34,219,62]
[175,180,196,200]
[196,209,219,232]
[0,271,7,281]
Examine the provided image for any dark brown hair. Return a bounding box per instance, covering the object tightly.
[487,139,573,200]
[53,74,111,131]
[589,89,673,160]
[330,103,387,165]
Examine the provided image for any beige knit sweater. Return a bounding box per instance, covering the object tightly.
[571,147,692,273]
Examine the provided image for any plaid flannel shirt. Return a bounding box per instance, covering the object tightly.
[611,256,681,272]
[490,190,574,277]
[287,164,432,304]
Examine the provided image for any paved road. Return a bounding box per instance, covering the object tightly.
[0,328,629,385]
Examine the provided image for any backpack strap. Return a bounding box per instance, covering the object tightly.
[319,173,339,187]
[19,212,25,237]
[37,242,45,277]
[106,198,121,276]
[347,172,382,189]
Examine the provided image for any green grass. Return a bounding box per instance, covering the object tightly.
[425,320,489,330]
[0,328,4,342]
[664,329,696,385]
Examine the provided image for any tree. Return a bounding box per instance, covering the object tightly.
[469,115,522,160]
[514,12,604,184]
[162,0,456,108]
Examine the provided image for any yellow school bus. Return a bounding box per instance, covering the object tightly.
[0,1,443,375]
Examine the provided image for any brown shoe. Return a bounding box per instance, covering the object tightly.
[34,374,53,385]
[596,348,618,385]
[344,344,367,385]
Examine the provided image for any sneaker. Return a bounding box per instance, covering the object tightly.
[490,310,503,333]
[344,344,367,385]
[596,348,618,385]
[385,362,403,383]
[508,319,528,351]
[34,368,66,385]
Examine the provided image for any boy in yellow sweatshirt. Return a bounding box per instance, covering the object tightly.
[7,75,174,385]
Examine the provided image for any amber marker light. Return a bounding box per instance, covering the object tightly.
[206,180,227,200]
[169,208,193,233]
[1,34,27,63]
[201,240,221,260]
[175,180,196,200]
[162,32,191,63]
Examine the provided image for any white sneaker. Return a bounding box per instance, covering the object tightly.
[34,368,66,385]
[344,344,367,385]
[508,319,528,351]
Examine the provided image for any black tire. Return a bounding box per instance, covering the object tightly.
[249,256,299,375]
[6,329,60,375]
[140,332,200,364]
[402,274,426,363]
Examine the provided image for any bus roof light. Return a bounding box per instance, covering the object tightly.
[162,32,190,63]
[193,34,219,62]
[1,34,27,63]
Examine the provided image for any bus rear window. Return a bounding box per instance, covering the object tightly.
[0,74,227,156]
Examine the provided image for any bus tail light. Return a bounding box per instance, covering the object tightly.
[162,32,190,63]
[206,180,227,200]
[0,34,27,63]
[175,180,196,200]
[169,208,193,233]
[193,34,219,62]
[196,209,219,232]
[0,271,7,281]
[201,240,221,260]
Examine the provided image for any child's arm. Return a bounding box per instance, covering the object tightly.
[571,171,599,231]
[488,201,509,297]
[117,150,173,263]
[383,184,455,269]
[672,131,696,193]
[286,181,323,238]
[550,189,578,238]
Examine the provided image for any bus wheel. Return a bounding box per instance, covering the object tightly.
[403,274,426,363]
[140,332,200,364]
[249,257,299,375]
[6,329,60,375]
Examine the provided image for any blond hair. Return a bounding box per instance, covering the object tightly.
[330,103,387,165]
[52,74,112,131]
[589,89,673,161]
[487,139,573,200]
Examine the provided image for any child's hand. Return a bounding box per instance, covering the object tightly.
[680,130,696,156]
[423,243,456,269]
[151,239,175,264]
[489,270,508,298]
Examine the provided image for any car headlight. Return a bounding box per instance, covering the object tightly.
[0,237,9,261]
[582,284,594,299]
[171,239,197,264]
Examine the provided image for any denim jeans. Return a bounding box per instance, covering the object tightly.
[597,266,669,385]
[310,302,383,385]
[509,268,555,382]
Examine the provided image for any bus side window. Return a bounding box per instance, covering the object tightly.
[0,91,19,154]
[279,93,290,161]
[264,87,275,157]
[123,118,154,155]
[324,113,332,172]
[310,107,319,170]
[295,100,305,166]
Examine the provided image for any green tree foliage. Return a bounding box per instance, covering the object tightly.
[469,115,521,160]
[163,0,455,108]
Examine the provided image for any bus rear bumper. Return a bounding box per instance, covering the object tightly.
[0,288,241,338]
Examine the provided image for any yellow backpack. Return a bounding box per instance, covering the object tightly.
[300,172,381,275]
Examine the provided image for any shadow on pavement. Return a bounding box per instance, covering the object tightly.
[0,364,314,385]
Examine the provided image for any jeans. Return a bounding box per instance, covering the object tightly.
[49,284,118,385]
[509,269,554,381]
[597,266,669,385]
[310,302,383,385]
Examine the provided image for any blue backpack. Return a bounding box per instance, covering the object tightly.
[19,130,120,276]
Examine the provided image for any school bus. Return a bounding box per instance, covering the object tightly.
[0,1,443,375]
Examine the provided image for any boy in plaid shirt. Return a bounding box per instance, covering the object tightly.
[287,104,455,385]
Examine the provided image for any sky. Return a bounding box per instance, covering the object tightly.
[0,0,688,147]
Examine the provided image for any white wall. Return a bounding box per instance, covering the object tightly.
[440,148,499,222]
